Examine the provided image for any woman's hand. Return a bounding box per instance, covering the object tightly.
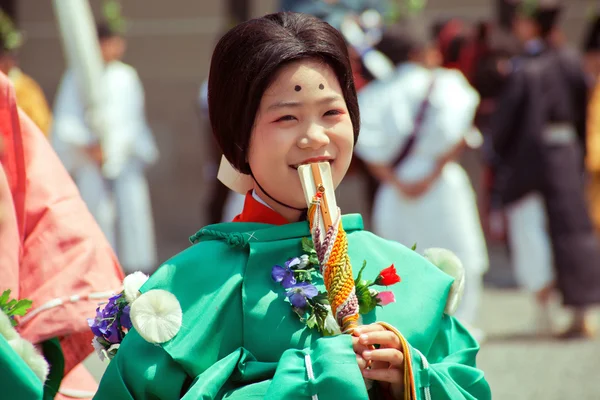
[394,177,436,199]
[85,143,104,167]
[352,324,405,399]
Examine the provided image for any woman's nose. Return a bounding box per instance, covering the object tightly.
[298,123,330,149]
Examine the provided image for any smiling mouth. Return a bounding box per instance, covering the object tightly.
[290,158,334,170]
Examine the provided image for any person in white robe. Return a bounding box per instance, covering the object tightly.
[51,22,158,273]
[355,24,489,336]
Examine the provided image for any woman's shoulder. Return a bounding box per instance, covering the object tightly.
[143,228,246,294]
[128,226,249,349]
[348,229,461,313]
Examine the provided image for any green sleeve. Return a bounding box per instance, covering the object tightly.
[94,330,189,399]
[99,333,370,399]
[185,335,369,400]
[263,335,369,400]
[409,316,491,400]
[0,335,44,400]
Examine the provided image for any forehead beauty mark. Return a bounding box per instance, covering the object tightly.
[292,84,325,92]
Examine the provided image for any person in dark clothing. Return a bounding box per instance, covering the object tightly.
[487,1,600,338]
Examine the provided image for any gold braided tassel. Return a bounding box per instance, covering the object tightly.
[307,191,359,334]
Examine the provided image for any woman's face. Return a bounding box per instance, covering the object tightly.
[248,59,354,217]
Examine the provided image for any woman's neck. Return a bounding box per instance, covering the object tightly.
[253,188,303,223]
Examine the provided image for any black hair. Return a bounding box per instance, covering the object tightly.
[207,12,359,174]
[97,21,121,40]
[375,23,430,66]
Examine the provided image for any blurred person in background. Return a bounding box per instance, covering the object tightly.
[355,23,489,340]
[487,0,600,338]
[584,14,600,235]
[0,71,123,399]
[197,80,246,223]
[0,9,52,137]
[51,12,159,274]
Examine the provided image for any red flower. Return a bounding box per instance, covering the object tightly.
[375,264,401,286]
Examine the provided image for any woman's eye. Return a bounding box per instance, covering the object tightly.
[324,110,342,117]
[276,115,296,122]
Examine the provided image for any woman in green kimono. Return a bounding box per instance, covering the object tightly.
[94,12,491,400]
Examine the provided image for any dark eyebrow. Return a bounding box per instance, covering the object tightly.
[266,95,343,111]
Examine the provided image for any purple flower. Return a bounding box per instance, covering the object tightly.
[102,294,122,319]
[272,265,296,289]
[87,307,104,337]
[287,255,310,270]
[120,305,132,330]
[286,282,318,309]
[286,257,300,269]
[104,321,121,344]
[88,293,131,345]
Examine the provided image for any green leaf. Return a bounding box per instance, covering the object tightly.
[355,260,368,285]
[0,290,11,306]
[294,270,312,283]
[116,293,129,307]
[411,243,417,251]
[306,313,318,330]
[96,336,111,348]
[308,254,319,266]
[356,284,378,315]
[312,292,329,305]
[9,299,32,317]
[5,299,16,309]
[301,237,314,254]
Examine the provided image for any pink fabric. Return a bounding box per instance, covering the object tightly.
[0,72,124,377]
[55,364,98,400]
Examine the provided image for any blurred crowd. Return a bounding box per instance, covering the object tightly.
[203,0,600,341]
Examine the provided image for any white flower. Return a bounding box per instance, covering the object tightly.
[423,248,465,315]
[130,289,182,344]
[106,343,121,360]
[298,254,310,269]
[91,337,107,362]
[123,271,149,304]
[323,307,342,336]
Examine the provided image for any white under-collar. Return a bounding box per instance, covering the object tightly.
[252,190,273,210]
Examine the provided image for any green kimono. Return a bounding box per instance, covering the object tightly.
[94,215,491,399]
[0,335,44,399]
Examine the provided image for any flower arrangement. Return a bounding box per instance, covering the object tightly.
[88,272,148,361]
[88,293,132,361]
[271,237,401,335]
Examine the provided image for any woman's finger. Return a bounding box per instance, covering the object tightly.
[356,354,368,370]
[363,348,405,367]
[358,331,401,349]
[362,367,404,384]
[352,336,371,354]
[353,323,386,336]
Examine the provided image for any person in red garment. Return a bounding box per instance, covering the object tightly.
[0,71,124,399]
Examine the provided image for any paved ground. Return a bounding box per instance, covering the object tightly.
[84,244,600,399]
